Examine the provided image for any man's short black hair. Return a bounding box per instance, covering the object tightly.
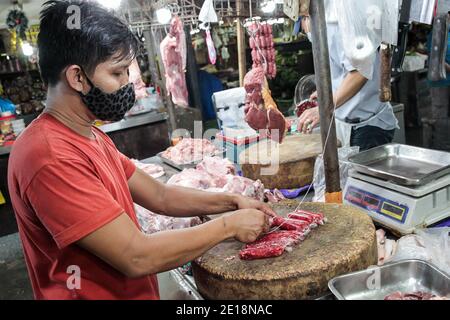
[38,0,139,86]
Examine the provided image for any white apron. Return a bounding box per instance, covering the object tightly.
[335,103,390,147]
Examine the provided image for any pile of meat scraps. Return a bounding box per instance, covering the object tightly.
[132,160,165,179]
[167,156,265,202]
[132,160,202,234]
[376,229,398,266]
[385,292,448,300]
[248,22,276,79]
[240,210,327,260]
[162,138,220,165]
[160,15,189,107]
[244,66,288,143]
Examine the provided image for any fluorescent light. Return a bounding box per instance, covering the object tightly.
[96,0,122,10]
[261,0,276,14]
[22,42,33,56]
[156,7,172,25]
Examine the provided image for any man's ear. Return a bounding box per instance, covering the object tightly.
[65,65,86,93]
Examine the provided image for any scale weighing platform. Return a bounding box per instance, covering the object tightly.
[343,144,450,235]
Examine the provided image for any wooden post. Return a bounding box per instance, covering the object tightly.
[309,0,342,204]
[236,0,247,86]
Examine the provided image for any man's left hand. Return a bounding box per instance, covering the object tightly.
[234,196,277,218]
[298,107,320,134]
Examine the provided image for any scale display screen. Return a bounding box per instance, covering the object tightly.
[364,196,380,207]
[345,186,409,224]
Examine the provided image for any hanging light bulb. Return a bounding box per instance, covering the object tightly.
[96,0,122,10]
[22,42,34,56]
[156,7,172,25]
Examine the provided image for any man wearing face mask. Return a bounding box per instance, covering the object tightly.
[298,2,399,151]
[7,0,274,300]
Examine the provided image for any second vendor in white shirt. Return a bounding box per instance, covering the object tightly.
[298,14,399,151]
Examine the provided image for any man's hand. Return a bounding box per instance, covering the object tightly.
[234,195,277,217]
[226,209,270,243]
[298,106,320,134]
[310,91,318,100]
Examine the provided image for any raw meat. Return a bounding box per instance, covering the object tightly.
[376,228,398,266]
[240,209,327,260]
[291,210,327,225]
[162,138,220,165]
[167,168,213,189]
[239,231,304,260]
[271,216,311,234]
[384,291,448,300]
[129,59,149,100]
[248,22,277,79]
[196,156,235,177]
[264,189,286,203]
[132,160,165,179]
[136,204,202,234]
[160,16,189,107]
[133,160,201,234]
[243,67,288,143]
[376,229,386,266]
[167,156,266,202]
[296,100,318,118]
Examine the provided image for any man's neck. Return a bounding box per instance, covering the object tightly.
[44,85,95,139]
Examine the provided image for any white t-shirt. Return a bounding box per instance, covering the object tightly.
[327,23,399,131]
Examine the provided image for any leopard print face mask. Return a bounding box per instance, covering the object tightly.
[79,71,136,122]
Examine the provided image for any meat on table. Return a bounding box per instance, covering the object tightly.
[239,209,327,261]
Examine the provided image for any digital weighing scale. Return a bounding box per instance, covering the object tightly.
[343,144,450,235]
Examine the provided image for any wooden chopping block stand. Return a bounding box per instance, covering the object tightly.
[239,134,323,190]
[193,201,377,300]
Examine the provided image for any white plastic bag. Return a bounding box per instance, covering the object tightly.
[334,0,382,79]
[390,228,450,275]
[199,0,218,24]
[313,146,360,202]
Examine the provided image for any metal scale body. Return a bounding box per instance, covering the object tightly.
[343,144,450,235]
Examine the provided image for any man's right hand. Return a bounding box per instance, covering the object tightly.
[226,209,270,243]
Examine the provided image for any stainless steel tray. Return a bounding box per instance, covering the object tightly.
[158,149,226,171]
[329,260,450,300]
[348,144,450,186]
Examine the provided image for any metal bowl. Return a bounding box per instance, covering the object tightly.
[328,259,450,300]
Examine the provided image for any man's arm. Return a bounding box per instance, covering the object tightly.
[298,71,368,133]
[446,63,450,73]
[78,210,269,278]
[333,70,368,108]
[128,168,275,218]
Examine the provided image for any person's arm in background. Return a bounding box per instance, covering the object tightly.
[298,70,368,133]
[333,70,368,107]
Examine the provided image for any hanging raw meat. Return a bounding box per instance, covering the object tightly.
[160,16,189,107]
[243,66,288,143]
[205,29,217,65]
[248,22,277,79]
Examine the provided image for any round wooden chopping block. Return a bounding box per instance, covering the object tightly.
[239,134,323,189]
[192,201,377,300]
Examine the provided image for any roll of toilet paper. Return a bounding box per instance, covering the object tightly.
[348,36,375,65]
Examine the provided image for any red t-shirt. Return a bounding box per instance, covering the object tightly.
[7,113,160,300]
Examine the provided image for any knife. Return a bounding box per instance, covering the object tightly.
[392,0,413,77]
[428,11,449,81]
